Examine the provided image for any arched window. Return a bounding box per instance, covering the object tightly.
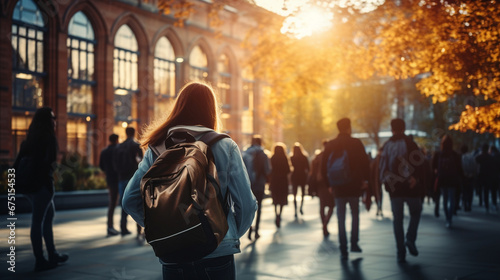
[113,25,139,135]
[11,0,45,110]
[66,11,96,162]
[11,0,46,155]
[217,54,231,107]
[241,66,254,135]
[189,45,208,81]
[154,37,176,119]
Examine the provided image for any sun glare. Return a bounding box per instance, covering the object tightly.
[281,5,334,39]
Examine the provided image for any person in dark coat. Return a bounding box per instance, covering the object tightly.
[13,107,68,272]
[309,140,335,237]
[290,142,310,218]
[475,144,497,213]
[99,133,120,236]
[321,118,370,260]
[114,127,143,237]
[379,118,425,263]
[270,143,291,228]
[432,135,464,228]
[243,135,271,240]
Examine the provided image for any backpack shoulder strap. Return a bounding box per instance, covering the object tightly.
[199,131,230,147]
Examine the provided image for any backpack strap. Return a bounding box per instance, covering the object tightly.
[198,131,230,147]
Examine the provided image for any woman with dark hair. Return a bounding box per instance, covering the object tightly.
[269,143,291,228]
[13,107,68,271]
[290,142,309,218]
[432,134,463,228]
[122,82,256,279]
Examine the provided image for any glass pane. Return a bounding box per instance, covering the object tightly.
[88,52,94,81]
[11,35,18,68]
[13,0,45,27]
[19,26,26,36]
[189,46,207,68]
[155,37,175,61]
[114,25,137,51]
[80,50,87,80]
[36,41,43,72]
[72,49,79,79]
[28,28,35,38]
[18,37,26,70]
[68,11,95,40]
[27,38,35,71]
[37,30,43,40]
[218,54,229,73]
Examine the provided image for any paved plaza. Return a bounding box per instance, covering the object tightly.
[1,194,500,280]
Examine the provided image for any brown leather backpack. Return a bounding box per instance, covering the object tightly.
[141,130,230,263]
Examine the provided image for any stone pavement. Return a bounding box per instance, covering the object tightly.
[1,194,500,280]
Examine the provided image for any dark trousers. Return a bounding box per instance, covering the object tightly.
[252,190,264,234]
[390,197,422,258]
[335,197,359,254]
[162,255,235,280]
[107,179,119,229]
[462,177,474,211]
[479,179,497,210]
[26,187,57,261]
[441,187,456,223]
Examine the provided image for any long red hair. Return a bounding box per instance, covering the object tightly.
[140,81,220,149]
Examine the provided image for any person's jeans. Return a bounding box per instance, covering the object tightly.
[390,197,422,258]
[442,187,456,223]
[335,197,359,254]
[118,180,130,232]
[162,255,235,280]
[26,187,56,261]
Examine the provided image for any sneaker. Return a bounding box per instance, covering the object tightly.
[405,241,419,256]
[107,228,120,237]
[397,256,406,263]
[121,229,132,236]
[34,259,58,272]
[351,244,363,253]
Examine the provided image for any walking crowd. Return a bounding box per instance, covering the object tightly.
[13,82,500,279]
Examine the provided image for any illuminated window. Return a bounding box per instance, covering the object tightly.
[11,0,45,110]
[154,37,176,119]
[113,25,139,124]
[217,54,231,107]
[189,45,208,81]
[241,66,254,135]
[66,11,95,162]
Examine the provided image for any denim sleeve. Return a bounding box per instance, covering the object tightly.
[226,141,257,238]
[122,148,153,227]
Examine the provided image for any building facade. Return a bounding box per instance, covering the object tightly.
[0,0,269,166]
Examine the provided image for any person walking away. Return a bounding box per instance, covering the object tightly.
[475,144,496,213]
[290,142,310,218]
[460,145,477,212]
[243,135,271,240]
[270,143,291,229]
[122,82,256,279]
[309,141,335,238]
[432,135,463,228]
[370,148,384,218]
[379,118,424,263]
[489,146,500,211]
[99,133,120,236]
[13,107,68,271]
[114,127,143,237]
[321,118,369,260]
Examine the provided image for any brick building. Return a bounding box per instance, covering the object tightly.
[0,0,270,166]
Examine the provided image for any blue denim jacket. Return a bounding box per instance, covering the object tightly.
[122,125,257,260]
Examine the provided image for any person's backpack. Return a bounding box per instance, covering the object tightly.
[242,148,256,185]
[140,130,230,263]
[326,149,351,187]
